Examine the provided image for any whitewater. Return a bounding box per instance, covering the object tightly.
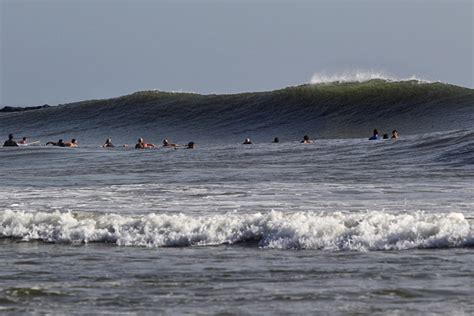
[0,79,473,314]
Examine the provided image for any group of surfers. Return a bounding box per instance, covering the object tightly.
[128,138,195,149]
[243,135,314,145]
[3,129,399,148]
[2,134,195,149]
[2,135,79,147]
[369,129,400,140]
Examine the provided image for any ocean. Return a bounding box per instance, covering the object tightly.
[0,80,473,314]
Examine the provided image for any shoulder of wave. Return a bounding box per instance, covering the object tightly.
[293,79,473,91]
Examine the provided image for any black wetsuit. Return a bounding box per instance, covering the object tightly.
[3,140,19,147]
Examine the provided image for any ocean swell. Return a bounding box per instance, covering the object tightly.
[0,80,472,144]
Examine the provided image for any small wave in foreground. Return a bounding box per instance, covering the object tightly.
[1,210,472,251]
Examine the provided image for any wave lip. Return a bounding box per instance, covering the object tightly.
[1,210,472,251]
[309,70,431,84]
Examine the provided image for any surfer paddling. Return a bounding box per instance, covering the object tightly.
[135,138,155,149]
[46,139,66,147]
[46,139,78,147]
[163,139,178,148]
[64,139,78,147]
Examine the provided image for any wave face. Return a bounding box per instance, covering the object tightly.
[0,80,473,144]
[1,210,472,250]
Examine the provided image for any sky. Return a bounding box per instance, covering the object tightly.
[0,0,472,106]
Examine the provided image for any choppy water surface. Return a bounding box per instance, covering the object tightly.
[0,129,473,314]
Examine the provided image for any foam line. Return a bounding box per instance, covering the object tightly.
[1,210,472,250]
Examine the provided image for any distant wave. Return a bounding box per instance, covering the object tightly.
[0,210,472,250]
[0,80,472,144]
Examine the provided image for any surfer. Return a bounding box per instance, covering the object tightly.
[102,138,114,148]
[3,134,19,147]
[273,137,279,143]
[46,139,66,147]
[163,139,178,147]
[391,130,400,139]
[186,142,195,149]
[369,129,379,140]
[135,138,155,149]
[243,138,252,144]
[18,137,28,145]
[301,135,313,144]
[64,139,78,147]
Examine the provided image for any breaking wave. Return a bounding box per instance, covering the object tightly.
[1,210,472,251]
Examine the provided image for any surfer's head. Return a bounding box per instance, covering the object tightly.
[8,134,13,140]
[373,129,379,136]
[303,135,309,141]
[273,137,279,143]
[163,139,169,146]
[187,142,195,149]
[71,139,77,144]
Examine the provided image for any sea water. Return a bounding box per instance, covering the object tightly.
[0,130,473,314]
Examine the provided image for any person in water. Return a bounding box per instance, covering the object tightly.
[163,139,178,147]
[301,135,313,144]
[3,134,19,147]
[391,130,400,139]
[273,137,279,143]
[18,137,28,144]
[64,139,78,147]
[369,129,379,140]
[186,141,195,149]
[135,138,155,149]
[46,139,66,147]
[102,138,114,148]
[243,138,252,144]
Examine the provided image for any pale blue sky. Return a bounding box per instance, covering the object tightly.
[1,0,472,106]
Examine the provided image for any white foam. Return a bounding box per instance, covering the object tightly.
[0,210,472,251]
[309,70,431,85]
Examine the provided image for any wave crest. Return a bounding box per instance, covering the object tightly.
[309,70,431,84]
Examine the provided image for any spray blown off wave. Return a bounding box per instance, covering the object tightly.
[1,210,472,251]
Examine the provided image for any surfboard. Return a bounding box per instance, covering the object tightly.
[18,141,41,146]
